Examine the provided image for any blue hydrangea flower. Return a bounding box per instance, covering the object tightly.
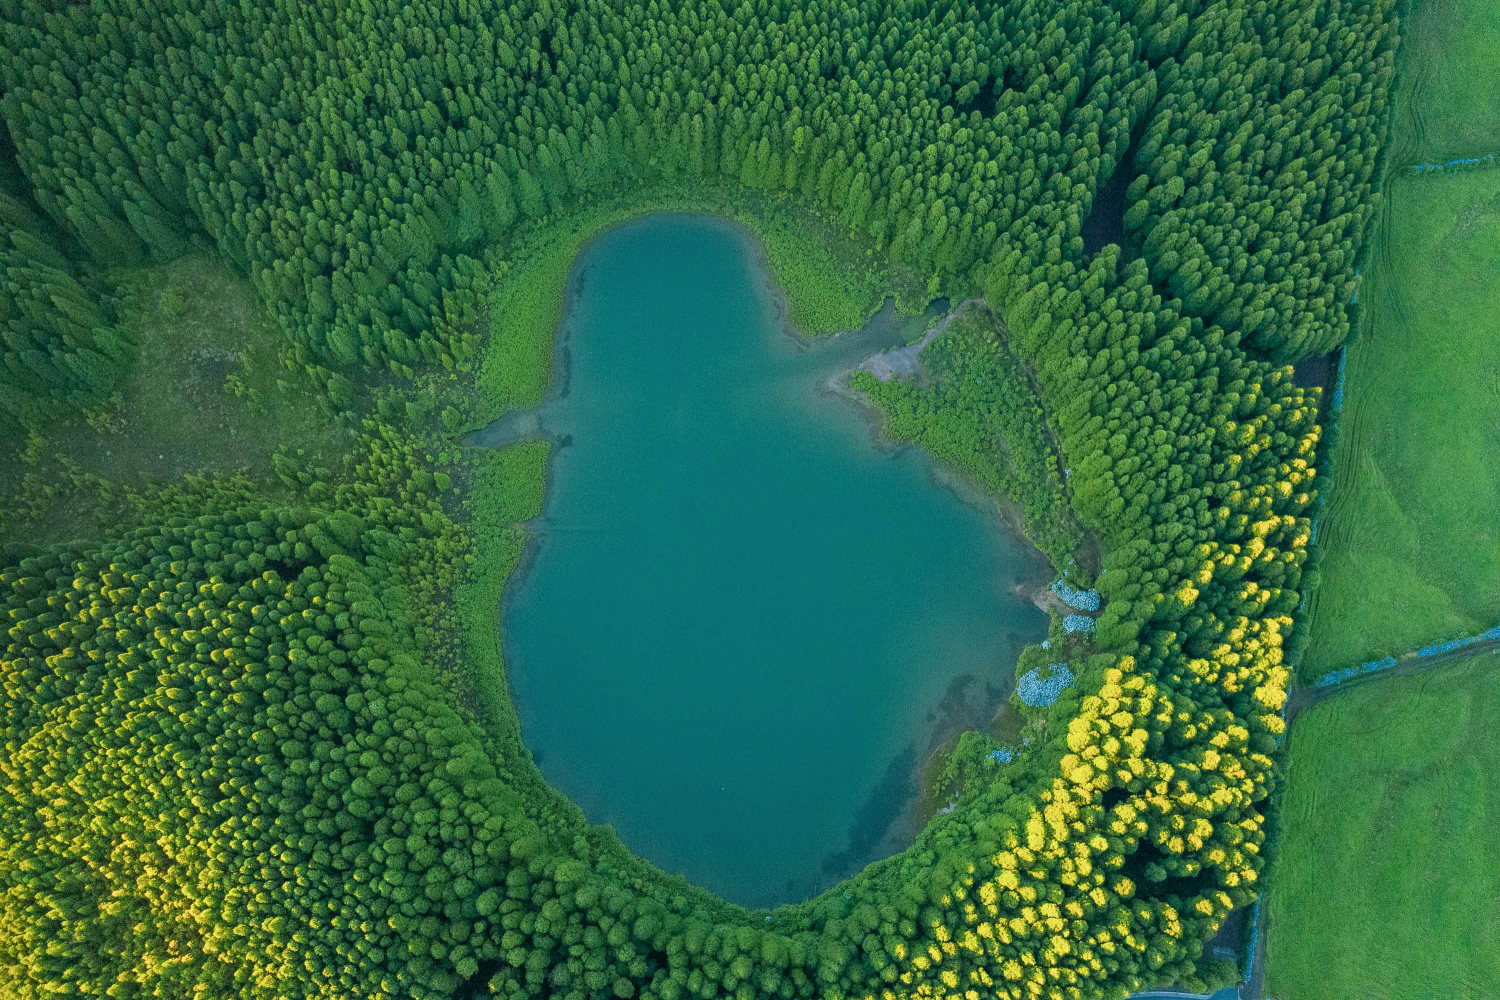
[1314,655,1396,688]
[1063,614,1096,635]
[1018,663,1075,706]
[1050,579,1101,611]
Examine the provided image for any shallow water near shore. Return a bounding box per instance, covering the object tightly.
[494,214,1047,907]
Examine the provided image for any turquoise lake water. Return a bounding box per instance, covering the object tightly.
[499,214,1048,907]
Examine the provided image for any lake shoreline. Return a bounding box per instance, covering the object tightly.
[818,343,1068,854]
[476,211,1053,907]
[817,357,1061,876]
[821,362,1058,593]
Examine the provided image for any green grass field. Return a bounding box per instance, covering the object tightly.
[0,253,343,545]
[1301,165,1500,676]
[1388,0,1500,166]
[1266,651,1500,999]
[1299,0,1500,678]
[1250,3,1500,991]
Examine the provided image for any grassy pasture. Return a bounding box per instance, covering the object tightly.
[1214,4,1500,993]
[1388,0,1500,165]
[1300,166,1500,677]
[1266,650,1500,999]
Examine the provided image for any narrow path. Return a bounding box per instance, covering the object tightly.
[855,297,986,381]
[1286,629,1500,725]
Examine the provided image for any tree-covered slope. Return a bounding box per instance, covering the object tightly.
[2,0,1391,381]
[0,0,1404,998]
[1,507,473,994]
[0,188,133,419]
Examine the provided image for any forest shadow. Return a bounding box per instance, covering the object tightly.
[1292,353,1334,393]
[1082,155,1131,258]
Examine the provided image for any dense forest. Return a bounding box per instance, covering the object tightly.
[0,0,1400,998]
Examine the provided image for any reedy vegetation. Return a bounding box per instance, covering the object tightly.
[0,0,1401,998]
[851,311,1082,573]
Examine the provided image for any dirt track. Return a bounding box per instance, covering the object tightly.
[855,297,986,381]
[1285,632,1500,726]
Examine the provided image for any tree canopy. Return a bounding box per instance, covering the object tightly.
[0,0,1402,997]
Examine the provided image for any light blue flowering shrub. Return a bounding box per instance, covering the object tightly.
[1063,614,1096,635]
[1409,152,1497,176]
[1314,656,1396,688]
[1018,662,1075,707]
[1050,579,1101,611]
